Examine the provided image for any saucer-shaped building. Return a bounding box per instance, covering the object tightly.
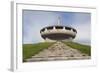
[40,18,77,42]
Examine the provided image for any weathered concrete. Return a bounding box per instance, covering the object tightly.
[26,42,90,62]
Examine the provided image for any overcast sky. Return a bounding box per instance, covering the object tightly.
[22,10,91,45]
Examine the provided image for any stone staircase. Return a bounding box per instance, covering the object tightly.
[26,41,90,62]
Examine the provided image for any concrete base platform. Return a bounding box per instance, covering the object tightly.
[26,56,91,62]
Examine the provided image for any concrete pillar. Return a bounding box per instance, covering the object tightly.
[45,28,47,32]
[53,26,55,30]
[71,29,73,31]
[63,27,65,30]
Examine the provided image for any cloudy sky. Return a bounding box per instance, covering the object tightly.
[22,10,91,45]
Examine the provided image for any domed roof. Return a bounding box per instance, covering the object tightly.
[40,17,77,41]
[40,25,77,33]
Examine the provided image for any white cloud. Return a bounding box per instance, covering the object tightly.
[72,23,91,45]
[23,10,60,44]
[23,10,91,45]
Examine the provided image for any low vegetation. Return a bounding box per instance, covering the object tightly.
[23,42,54,62]
[63,41,91,56]
[23,41,91,62]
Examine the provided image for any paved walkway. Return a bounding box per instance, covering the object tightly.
[26,42,90,62]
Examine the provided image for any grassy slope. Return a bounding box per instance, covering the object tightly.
[63,41,91,56]
[23,42,54,61]
[23,41,91,62]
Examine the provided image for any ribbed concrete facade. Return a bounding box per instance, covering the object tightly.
[40,25,77,42]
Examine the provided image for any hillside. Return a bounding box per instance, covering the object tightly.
[23,41,91,62]
[63,41,91,56]
[23,42,54,62]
